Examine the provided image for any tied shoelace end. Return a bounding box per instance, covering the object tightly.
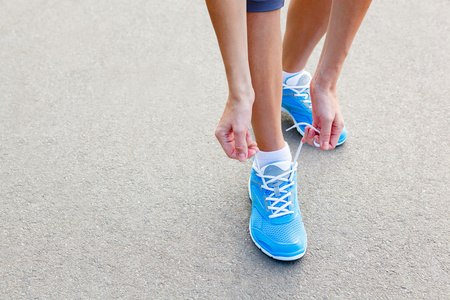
[285,123,321,165]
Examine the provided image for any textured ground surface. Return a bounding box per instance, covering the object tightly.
[1,0,449,298]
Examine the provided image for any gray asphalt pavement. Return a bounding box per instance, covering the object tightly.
[1,0,449,298]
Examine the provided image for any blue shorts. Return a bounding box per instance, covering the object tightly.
[247,0,285,12]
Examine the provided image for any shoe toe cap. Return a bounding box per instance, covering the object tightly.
[337,125,348,146]
[250,213,307,260]
[251,227,307,260]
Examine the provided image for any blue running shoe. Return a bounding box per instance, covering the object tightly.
[248,157,307,261]
[282,71,347,146]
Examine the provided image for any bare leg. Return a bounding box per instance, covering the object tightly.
[300,0,372,149]
[205,0,258,162]
[248,10,285,152]
[282,0,332,73]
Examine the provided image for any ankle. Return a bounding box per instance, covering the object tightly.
[282,70,304,83]
[255,142,292,169]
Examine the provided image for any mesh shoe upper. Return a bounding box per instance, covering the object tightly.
[249,160,307,260]
[282,70,347,145]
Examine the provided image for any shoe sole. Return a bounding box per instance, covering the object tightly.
[281,107,346,146]
[248,180,307,261]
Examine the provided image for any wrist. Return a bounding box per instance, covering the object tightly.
[313,66,340,91]
[228,84,254,105]
[311,77,337,96]
[226,66,253,101]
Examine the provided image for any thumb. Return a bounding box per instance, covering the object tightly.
[319,118,332,150]
[234,127,248,162]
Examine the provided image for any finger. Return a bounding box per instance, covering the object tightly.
[329,120,344,149]
[303,127,312,144]
[313,135,321,148]
[319,117,332,150]
[246,132,259,159]
[248,141,258,151]
[215,127,238,160]
[303,126,319,146]
[310,120,319,142]
[246,131,256,148]
[302,127,308,143]
[304,127,310,139]
[234,127,248,162]
[248,147,259,160]
[304,128,315,146]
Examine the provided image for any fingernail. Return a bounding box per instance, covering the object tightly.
[238,153,245,162]
[322,141,329,149]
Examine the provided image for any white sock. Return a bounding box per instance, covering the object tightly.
[255,142,292,169]
[282,70,304,84]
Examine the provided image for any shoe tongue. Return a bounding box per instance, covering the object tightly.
[285,71,312,86]
[262,161,291,187]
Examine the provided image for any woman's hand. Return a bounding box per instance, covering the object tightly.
[215,90,259,162]
[300,0,371,150]
[302,80,344,150]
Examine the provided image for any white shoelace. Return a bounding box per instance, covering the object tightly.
[256,168,295,218]
[286,122,321,153]
[254,123,320,218]
[283,83,312,109]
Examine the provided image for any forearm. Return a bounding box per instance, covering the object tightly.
[314,0,372,88]
[206,0,253,101]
